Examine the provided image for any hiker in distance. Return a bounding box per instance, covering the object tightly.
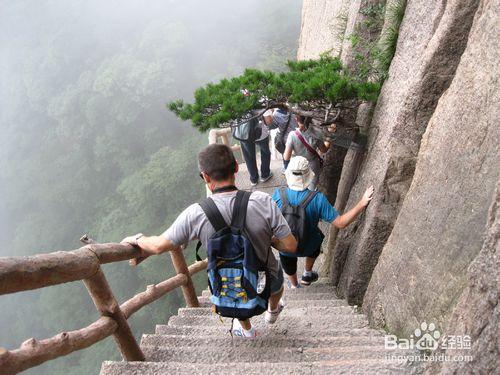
[283,115,329,190]
[121,144,297,338]
[262,108,296,168]
[273,156,374,287]
[232,90,273,187]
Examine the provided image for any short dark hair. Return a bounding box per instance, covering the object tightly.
[296,115,311,127]
[198,144,237,181]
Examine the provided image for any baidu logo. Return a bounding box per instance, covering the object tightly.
[385,321,441,351]
[414,321,440,350]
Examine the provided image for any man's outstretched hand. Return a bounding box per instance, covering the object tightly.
[360,185,374,207]
[121,234,148,266]
[332,185,375,230]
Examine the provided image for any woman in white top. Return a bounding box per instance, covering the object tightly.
[283,115,329,190]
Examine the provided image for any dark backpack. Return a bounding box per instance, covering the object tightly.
[274,112,292,154]
[232,114,262,142]
[195,190,270,320]
[278,187,318,250]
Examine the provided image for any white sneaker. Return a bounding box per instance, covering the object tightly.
[264,301,284,324]
[231,320,257,339]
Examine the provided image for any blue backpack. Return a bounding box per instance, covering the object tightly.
[195,190,270,320]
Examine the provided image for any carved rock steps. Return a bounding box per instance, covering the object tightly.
[101,280,419,374]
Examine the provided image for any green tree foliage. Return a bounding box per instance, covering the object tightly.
[374,0,407,77]
[344,0,407,82]
[169,55,381,131]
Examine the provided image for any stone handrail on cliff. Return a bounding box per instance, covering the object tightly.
[0,239,208,374]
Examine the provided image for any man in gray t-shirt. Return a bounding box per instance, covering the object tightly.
[163,190,290,279]
[284,115,329,190]
[121,144,297,338]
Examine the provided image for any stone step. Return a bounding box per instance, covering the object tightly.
[199,292,341,302]
[141,345,406,364]
[101,359,413,375]
[140,333,385,349]
[282,292,339,301]
[283,284,337,295]
[167,311,369,330]
[200,284,336,298]
[196,296,349,308]
[155,325,384,338]
[177,305,357,317]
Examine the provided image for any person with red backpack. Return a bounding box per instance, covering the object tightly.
[121,144,297,338]
[272,156,374,287]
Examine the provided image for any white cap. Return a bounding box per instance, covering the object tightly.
[285,156,315,191]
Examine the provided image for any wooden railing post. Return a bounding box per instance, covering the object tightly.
[170,248,199,307]
[83,269,144,361]
[208,128,242,160]
[0,239,209,373]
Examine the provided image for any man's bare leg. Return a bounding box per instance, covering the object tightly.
[268,286,284,311]
[286,273,299,287]
[265,285,285,324]
[301,256,320,285]
[304,256,316,272]
[238,319,252,330]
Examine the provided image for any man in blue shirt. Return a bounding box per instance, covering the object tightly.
[272,156,374,287]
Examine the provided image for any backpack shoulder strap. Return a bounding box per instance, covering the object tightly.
[195,241,203,262]
[283,112,291,131]
[279,187,289,207]
[295,130,323,164]
[199,198,228,232]
[231,190,251,229]
[299,190,318,209]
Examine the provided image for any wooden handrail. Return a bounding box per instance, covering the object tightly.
[0,243,143,295]
[120,273,188,318]
[0,317,117,374]
[84,268,145,362]
[188,259,208,275]
[170,247,199,307]
[0,248,100,295]
[0,240,208,374]
[208,127,242,156]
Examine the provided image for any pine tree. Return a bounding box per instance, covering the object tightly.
[168,55,381,132]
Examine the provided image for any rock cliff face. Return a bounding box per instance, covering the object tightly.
[363,0,499,337]
[298,0,499,371]
[297,0,350,60]
[332,0,481,305]
[425,183,499,374]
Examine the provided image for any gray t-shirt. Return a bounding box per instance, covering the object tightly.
[256,119,270,142]
[286,129,322,162]
[286,129,323,189]
[162,191,291,277]
[272,110,296,141]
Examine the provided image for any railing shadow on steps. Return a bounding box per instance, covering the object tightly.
[0,235,208,374]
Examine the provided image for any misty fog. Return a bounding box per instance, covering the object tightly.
[0,1,302,373]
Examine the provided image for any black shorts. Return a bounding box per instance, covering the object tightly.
[279,247,321,276]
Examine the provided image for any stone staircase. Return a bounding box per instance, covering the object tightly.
[101,276,416,374]
[101,160,418,374]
